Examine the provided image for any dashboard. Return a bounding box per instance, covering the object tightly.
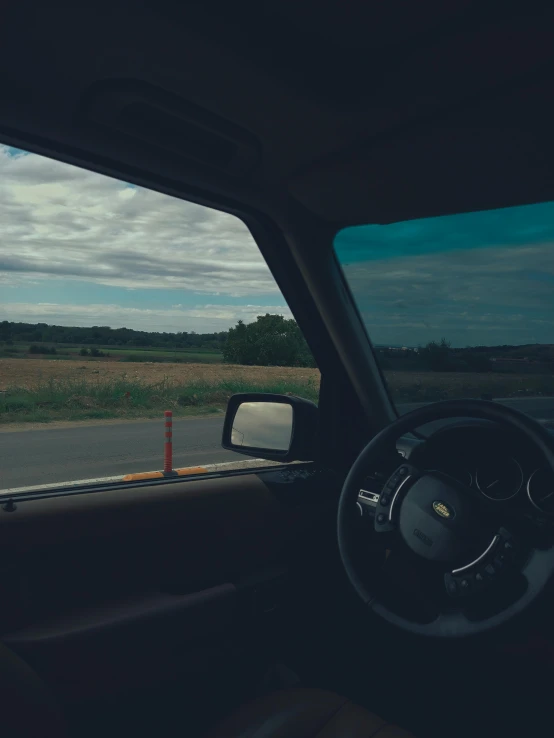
[358,421,554,518]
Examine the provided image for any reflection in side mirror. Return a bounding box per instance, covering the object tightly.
[231,402,293,452]
[221,393,318,462]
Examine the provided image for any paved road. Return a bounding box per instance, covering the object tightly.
[398,396,554,423]
[0,417,243,491]
[397,396,554,435]
[2,397,554,491]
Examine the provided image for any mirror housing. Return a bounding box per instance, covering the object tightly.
[221,393,318,462]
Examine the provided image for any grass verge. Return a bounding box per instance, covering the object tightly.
[0,376,320,423]
[2,369,554,424]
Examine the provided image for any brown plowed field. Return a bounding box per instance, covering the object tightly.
[0,358,319,390]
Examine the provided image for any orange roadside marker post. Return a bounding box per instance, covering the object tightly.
[121,410,208,481]
[164,410,173,474]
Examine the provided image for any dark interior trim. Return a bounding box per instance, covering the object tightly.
[0,474,279,545]
[0,463,309,505]
[3,585,236,647]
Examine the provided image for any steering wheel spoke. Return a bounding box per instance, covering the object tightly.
[374,463,420,533]
[444,527,516,598]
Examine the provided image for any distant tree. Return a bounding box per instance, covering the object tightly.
[79,347,89,356]
[29,344,56,355]
[0,320,11,342]
[223,320,251,364]
[89,347,108,357]
[463,352,492,372]
[376,351,393,370]
[419,338,453,371]
[223,314,315,367]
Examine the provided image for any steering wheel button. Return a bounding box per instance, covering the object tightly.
[446,579,458,596]
[484,563,496,577]
[380,496,390,506]
[398,467,408,476]
[460,578,470,591]
[475,572,484,584]
[377,513,387,525]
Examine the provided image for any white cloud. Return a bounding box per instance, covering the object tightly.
[4,144,553,345]
[342,243,554,346]
[0,302,293,333]
[0,146,277,297]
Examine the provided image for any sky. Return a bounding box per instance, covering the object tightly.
[335,203,554,347]
[231,402,292,450]
[0,145,291,333]
[3,142,554,347]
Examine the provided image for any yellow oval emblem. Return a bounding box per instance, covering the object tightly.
[433,501,453,519]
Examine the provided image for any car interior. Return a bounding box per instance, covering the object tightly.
[2,1,554,737]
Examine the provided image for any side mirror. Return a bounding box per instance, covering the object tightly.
[221,393,318,462]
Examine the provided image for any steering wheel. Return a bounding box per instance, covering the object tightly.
[337,400,554,637]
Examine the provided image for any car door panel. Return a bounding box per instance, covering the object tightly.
[0,467,338,703]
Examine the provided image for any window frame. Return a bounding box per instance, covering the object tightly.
[0,132,394,499]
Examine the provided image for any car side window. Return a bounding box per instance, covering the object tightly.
[0,144,319,495]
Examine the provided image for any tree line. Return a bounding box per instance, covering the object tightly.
[0,320,227,350]
[377,339,554,373]
[3,318,552,371]
[0,315,316,367]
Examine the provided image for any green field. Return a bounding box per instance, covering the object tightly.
[106,348,222,363]
[4,343,223,363]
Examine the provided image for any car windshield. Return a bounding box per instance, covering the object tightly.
[334,201,554,423]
